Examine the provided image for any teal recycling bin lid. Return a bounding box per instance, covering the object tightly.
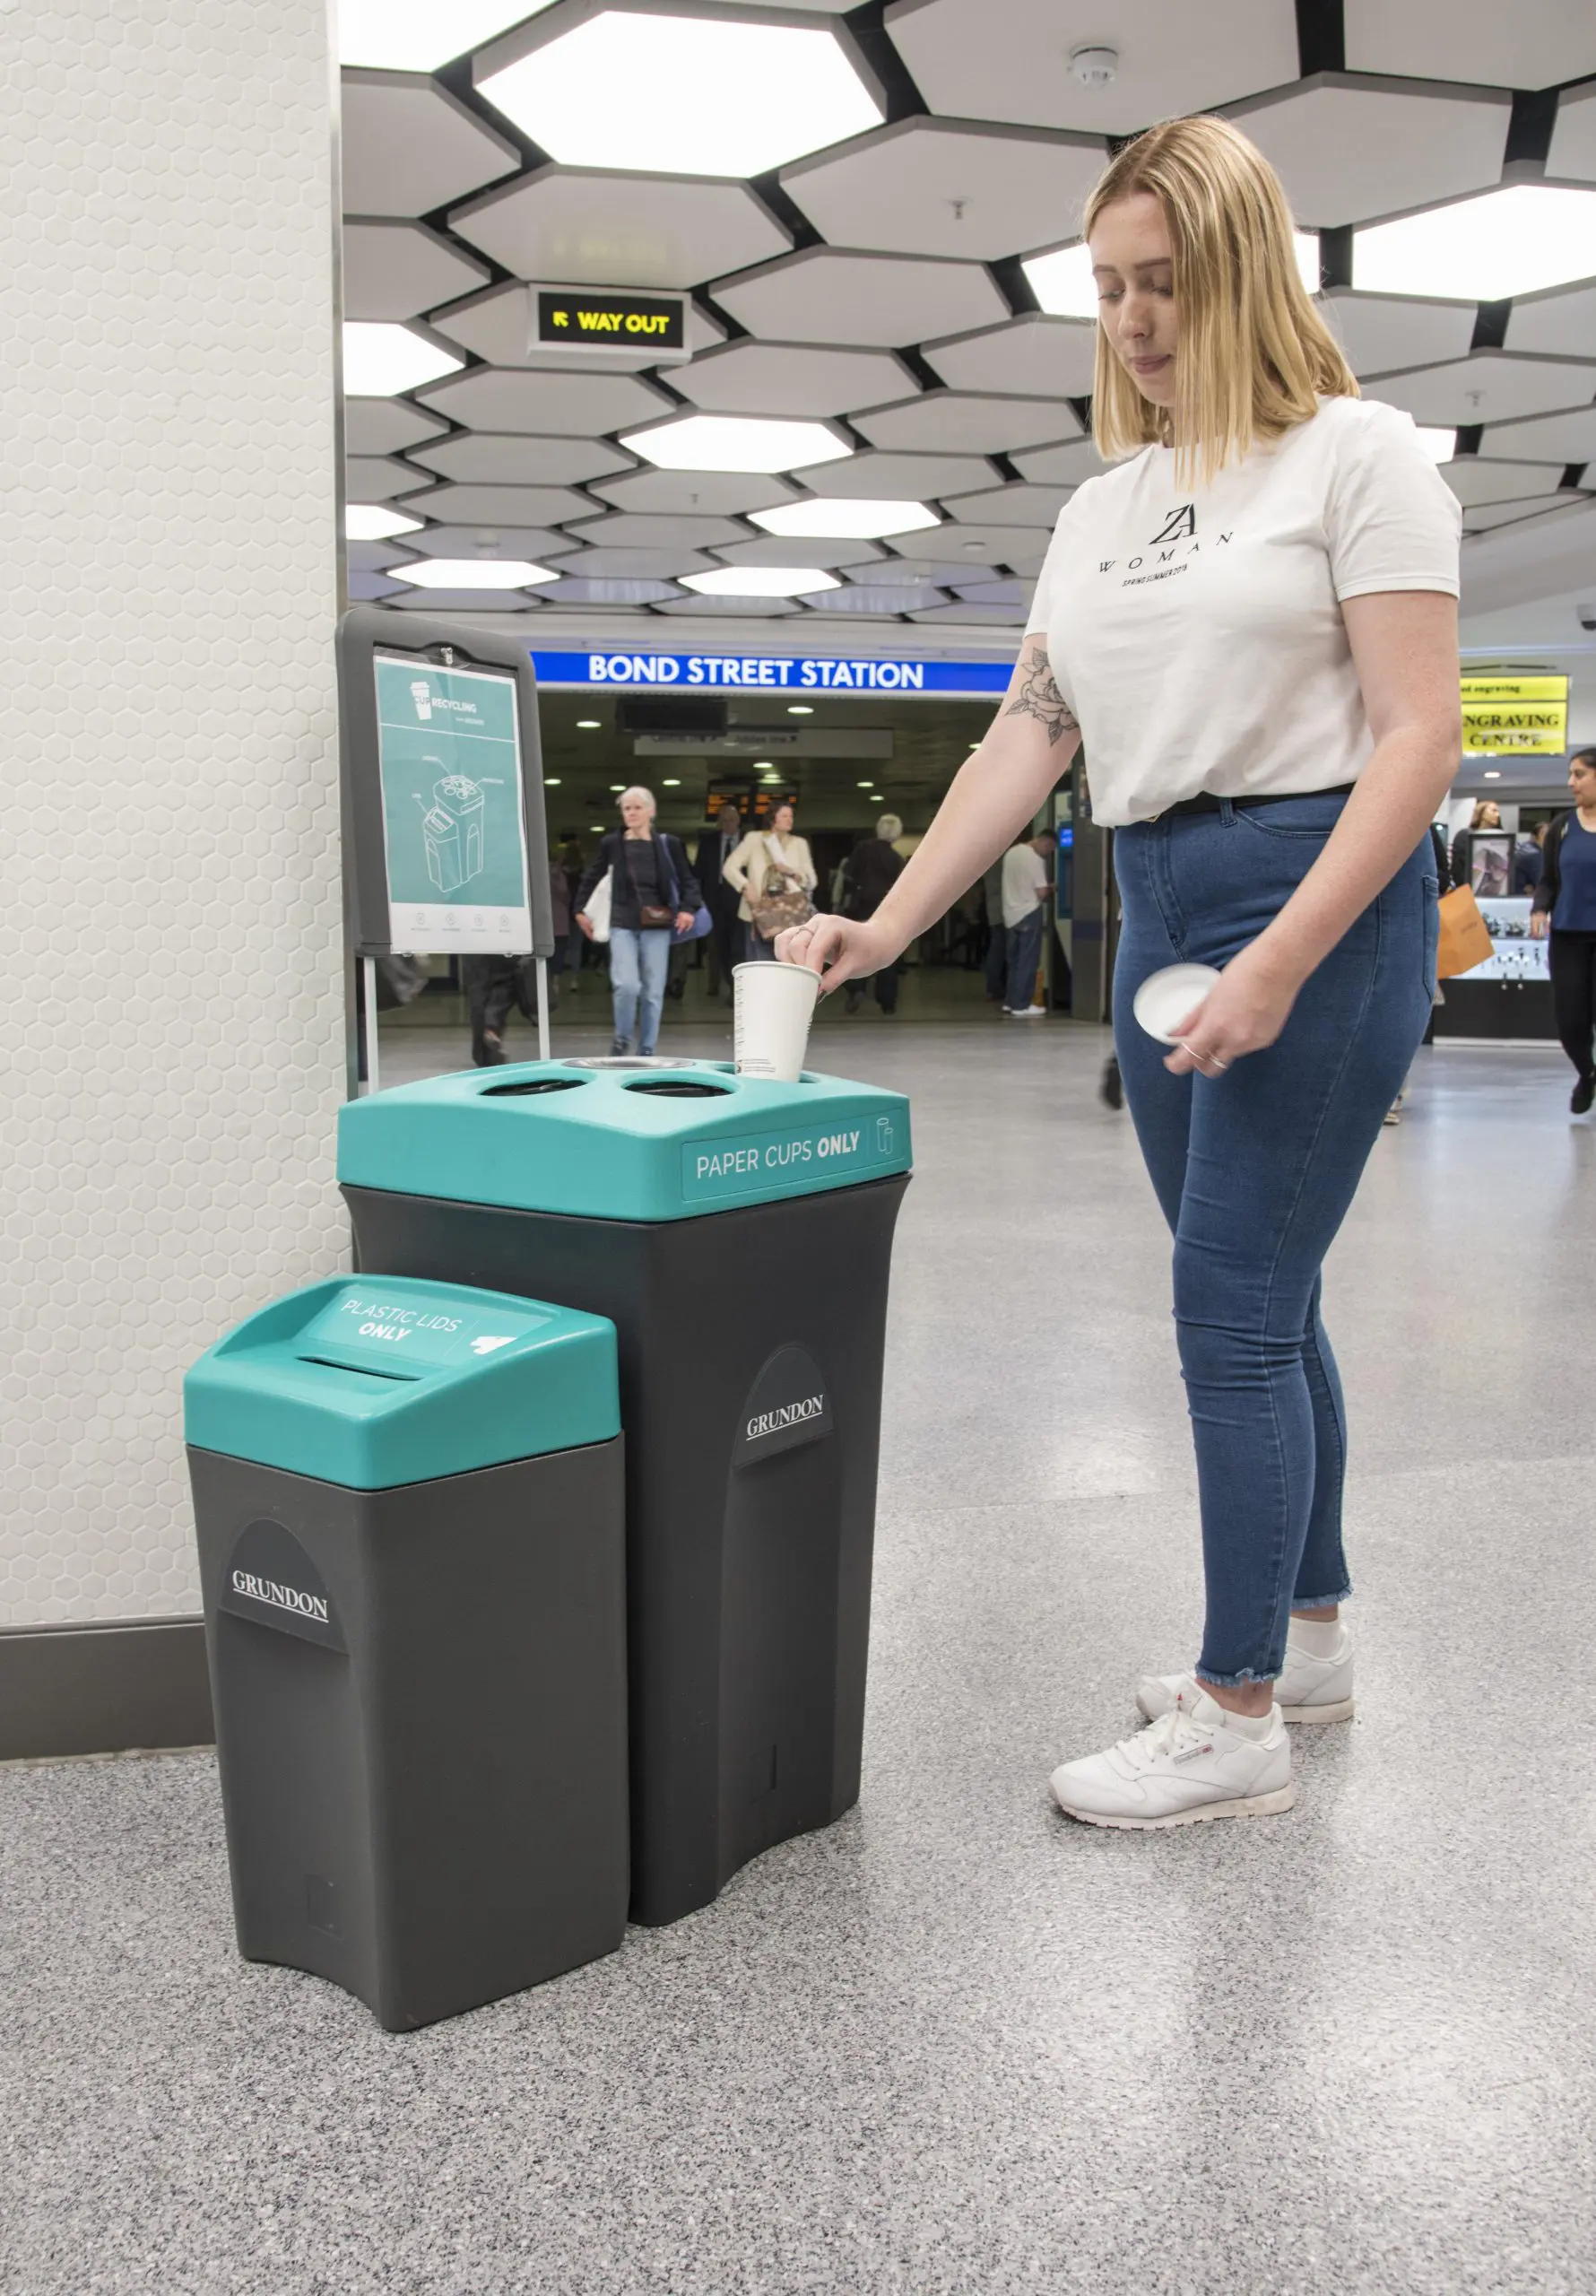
[185,1277,620,1491]
[336,1059,912,1224]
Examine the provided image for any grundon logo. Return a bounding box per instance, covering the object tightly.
[746,1394,825,1444]
[231,1570,330,1624]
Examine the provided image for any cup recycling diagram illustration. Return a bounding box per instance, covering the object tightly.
[373,657,533,946]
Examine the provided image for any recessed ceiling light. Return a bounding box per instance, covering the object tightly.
[1415,426,1457,464]
[682,566,841,597]
[751,499,939,541]
[343,321,462,397]
[856,779,875,788]
[787,704,814,715]
[389,557,556,587]
[1354,186,1596,302]
[346,504,423,541]
[621,414,851,474]
[1024,230,1320,316]
[610,783,625,792]
[544,777,561,786]
[477,11,881,178]
[338,0,558,71]
[1483,769,1502,779]
[662,778,681,787]
[591,823,606,831]
[577,719,601,729]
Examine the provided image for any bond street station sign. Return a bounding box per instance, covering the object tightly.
[527,649,1011,698]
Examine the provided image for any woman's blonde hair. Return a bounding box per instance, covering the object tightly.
[1085,115,1357,486]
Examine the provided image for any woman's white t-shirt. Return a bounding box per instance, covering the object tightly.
[1025,396,1462,828]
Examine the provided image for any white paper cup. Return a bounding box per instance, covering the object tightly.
[733,961,820,1080]
[1132,963,1221,1046]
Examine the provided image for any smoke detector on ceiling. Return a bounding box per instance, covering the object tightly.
[1071,45,1119,88]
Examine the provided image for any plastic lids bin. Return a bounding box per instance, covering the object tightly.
[185,1275,626,2031]
[339,1058,912,1929]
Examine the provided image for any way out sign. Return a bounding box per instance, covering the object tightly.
[533,286,689,362]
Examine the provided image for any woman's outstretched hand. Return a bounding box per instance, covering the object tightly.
[776,914,893,989]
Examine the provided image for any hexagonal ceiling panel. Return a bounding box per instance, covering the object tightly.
[1462,493,1586,535]
[346,455,434,500]
[449,167,791,290]
[537,578,687,607]
[408,434,637,485]
[1225,77,1509,230]
[712,248,1008,348]
[885,0,1300,136]
[853,391,1079,455]
[803,584,950,613]
[1506,283,1596,361]
[430,280,726,370]
[348,572,412,601]
[1343,0,1596,91]
[342,222,490,322]
[1440,459,1582,509]
[713,537,888,569]
[342,74,519,219]
[781,119,1106,262]
[851,554,999,583]
[400,483,601,525]
[654,595,801,618]
[343,399,449,457]
[1479,405,1596,464]
[347,539,418,574]
[675,343,915,418]
[945,483,1071,526]
[403,526,573,560]
[893,523,1054,563]
[1548,87,1596,184]
[923,316,1097,400]
[389,587,543,610]
[586,469,801,517]
[550,548,718,578]
[560,513,757,551]
[1363,354,1596,429]
[1318,291,1478,379]
[415,367,673,436]
[1009,439,1110,485]
[910,601,1031,624]
[785,450,998,498]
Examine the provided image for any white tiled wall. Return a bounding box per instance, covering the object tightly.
[0,0,347,1624]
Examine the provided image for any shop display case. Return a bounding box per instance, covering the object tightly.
[1433,897,1555,1039]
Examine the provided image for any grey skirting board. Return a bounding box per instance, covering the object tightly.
[0,1618,213,1761]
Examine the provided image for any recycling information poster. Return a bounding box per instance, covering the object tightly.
[373,655,533,953]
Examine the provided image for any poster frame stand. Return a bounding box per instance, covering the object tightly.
[336,607,555,1090]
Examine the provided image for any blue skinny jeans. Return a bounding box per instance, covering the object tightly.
[1113,794,1439,1685]
[609,926,671,1055]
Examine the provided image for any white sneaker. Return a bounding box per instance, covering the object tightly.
[1050,1693,1295,1831]
[1136,1627,1355,1727]
[1003,1004,1047,1018]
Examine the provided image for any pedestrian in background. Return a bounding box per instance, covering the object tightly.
[724,801,816,961]
[574,787,699,1057]
[1531,747,1596,1113]
[1001,828,1054,1016]
[695,801,745,997]
[839,813,906,1015]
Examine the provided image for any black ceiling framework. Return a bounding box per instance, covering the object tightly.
[339,0,1596,627]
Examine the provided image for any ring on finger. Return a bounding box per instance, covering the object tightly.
[1180,1039,1229,1073]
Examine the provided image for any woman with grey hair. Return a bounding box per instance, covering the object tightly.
[838,813,907,1015]
[575,786,699,1057]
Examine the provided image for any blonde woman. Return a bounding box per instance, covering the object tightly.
[724,801,817,961]
[779,117,1460,1830]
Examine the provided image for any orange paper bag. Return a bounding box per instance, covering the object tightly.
[1436,884,1494,978]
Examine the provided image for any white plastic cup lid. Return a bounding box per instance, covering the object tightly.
[1132,963,1221,1047]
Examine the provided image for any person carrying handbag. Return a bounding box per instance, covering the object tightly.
[723,802,817,961]
[574,787,700,1056]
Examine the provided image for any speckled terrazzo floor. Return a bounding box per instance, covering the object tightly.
[5,1030,1594,2295]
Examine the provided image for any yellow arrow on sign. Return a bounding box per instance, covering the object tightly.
[552,309,568,326]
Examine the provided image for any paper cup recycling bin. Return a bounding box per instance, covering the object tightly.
[185,1276,627,2031]
[338,1058,912,1929]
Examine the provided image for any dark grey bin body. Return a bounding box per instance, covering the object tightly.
[191,1439,628,2031]
[343,1177,908,1928]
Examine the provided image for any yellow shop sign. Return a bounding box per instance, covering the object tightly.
[1460,674,1569,754]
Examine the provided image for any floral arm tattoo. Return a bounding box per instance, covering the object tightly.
[1006,641,1080,747]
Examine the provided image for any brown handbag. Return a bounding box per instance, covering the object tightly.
[1436,883,1494,978]
[748,839,814,942]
